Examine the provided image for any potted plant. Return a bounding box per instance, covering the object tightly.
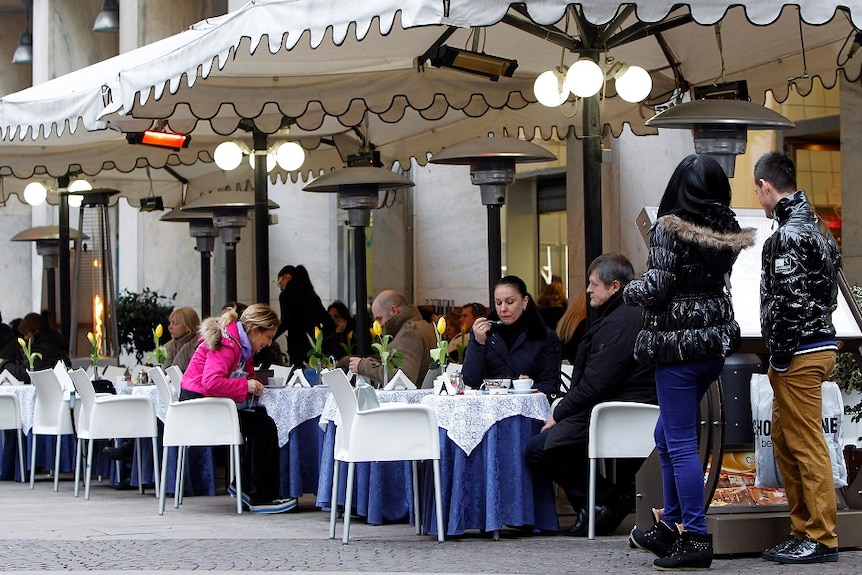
[116,288,175,364]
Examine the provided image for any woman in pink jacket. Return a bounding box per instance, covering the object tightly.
[180,303,295,514]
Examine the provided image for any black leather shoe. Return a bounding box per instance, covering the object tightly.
[562,506,614,537]
[762,535,801,561]
[773,538,838,564]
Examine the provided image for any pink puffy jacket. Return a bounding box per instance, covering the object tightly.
[180,321,256,404]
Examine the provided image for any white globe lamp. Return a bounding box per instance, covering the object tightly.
[565,59,604,98]
[533,67,570,107]
[214,141,244,171]
[23,182,47,206]
[615,65,653,103]
[248,150,276,172]
[275,141,306,171]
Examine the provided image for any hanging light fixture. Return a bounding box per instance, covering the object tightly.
[533,67,570,108]
[93,0,119,33]
[213,141,247,171]
[609,62,653,104]
[12,0,32,65]
[67,178,92,208]
[535,56,653,108]
[23,182,47,206]
[565,58,604,98]
[214,140,306,172]
[248,150,276,172]
[275,141,306,171]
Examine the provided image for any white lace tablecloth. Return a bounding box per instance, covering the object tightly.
[116,384,167,421]
[421,392,551,456]
[0,385,36,435]
[258,386,331,447]
[319,389,433,429]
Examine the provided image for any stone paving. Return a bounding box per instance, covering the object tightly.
[1,476,860,574]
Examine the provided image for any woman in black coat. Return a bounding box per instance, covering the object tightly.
[461,275,561,398]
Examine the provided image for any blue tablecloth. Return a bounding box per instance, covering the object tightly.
[420,415,559,536]
[1,430,112,484]
[316,420,415,524]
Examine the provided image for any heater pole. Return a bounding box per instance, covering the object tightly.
[58,176,71,344]
[253,130,270,305]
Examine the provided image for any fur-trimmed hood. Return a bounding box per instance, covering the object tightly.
[656,212,756,276]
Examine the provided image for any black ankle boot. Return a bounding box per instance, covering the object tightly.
[653,531,713,571]
[630,519,679,558]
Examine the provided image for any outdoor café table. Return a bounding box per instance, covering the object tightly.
[120,383,330,499]
[0,384,80,482]
[418,391,559,538]
[316,388,433,524]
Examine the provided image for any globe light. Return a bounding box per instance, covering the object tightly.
[615,65,653,103]
[214,141,244,171]
[23,182,47,206]
[248,150,276,172]
[533,67,570,108]
[565,59,604,98]
[68,194,84,208]
[275,141,306,171]
[67,179,92,193]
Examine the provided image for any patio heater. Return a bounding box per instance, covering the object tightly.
[160,208,218,318]
[69,188,120,362]
[430,137,556,301]
[303,167,415,356]
[645,98,794,177]
[181,190,279,306]
[11,225,85,325]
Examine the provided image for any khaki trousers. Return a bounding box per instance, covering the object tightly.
[768,350,838,547]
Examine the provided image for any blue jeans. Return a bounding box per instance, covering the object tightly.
[654,360,724,533]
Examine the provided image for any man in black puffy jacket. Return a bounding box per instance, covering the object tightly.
[755,151,841,565]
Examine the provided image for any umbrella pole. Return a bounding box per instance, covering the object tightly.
[487,204,502,303]
[200,251,211,318]
[253,130,270,305]
[58,179,71,344]
[353,225,370,356]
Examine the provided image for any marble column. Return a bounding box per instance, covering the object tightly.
[840,77,862,286]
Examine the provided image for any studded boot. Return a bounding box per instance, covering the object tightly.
[653,531,713,571]
[630,519,679,558]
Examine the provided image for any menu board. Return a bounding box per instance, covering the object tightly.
[636,207,862,343]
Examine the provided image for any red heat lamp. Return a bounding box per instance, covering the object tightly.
[126,130,191,151]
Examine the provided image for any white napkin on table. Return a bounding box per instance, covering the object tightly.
[383,369,416,390]
[432,374,458,395]
[287,369,311,388]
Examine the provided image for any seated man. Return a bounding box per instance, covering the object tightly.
[525,253,656,537]
[347,290,437,386]
[447,302,485,363]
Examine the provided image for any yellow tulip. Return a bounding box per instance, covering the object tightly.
[314,326,321,339]
[154,324,163,339]
[372,320,383,337]
[436,316,446,335]
[87,332,95,344]
[17,337,25,348]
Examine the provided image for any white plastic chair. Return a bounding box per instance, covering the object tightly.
[68,368,160,499]
[165,365,183,396]
[150,367,243,515]
[560,363,574,394]
[0,393,26,482]
[28,368,75,491]
[323,369,445,544]
[148,366,176,407]
[587,401,660,540]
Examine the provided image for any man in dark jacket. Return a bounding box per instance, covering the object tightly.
[525,253,656,537]
[755,152,841,565]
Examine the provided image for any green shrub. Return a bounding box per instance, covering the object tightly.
[116,288,175,363]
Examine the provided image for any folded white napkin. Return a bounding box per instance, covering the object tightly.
[383,369,416,390]
[287,369,311,387]
[432,374,458,395]
[0,369,23,386]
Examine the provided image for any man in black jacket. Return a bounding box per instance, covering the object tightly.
[755,151,841,565]
[525,253,656,537]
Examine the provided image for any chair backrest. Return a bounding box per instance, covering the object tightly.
[0,393,22,430]
[29,368,74,435]
[148,366,176,407]
[161,397,242,447]
[68,368,96,436]
[560,363,574,394]
[322,369,358,450]
[102,365,127,382]
[166,365,184,393]
[588,401,660,459]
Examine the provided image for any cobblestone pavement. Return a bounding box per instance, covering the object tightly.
[1,477,860,574]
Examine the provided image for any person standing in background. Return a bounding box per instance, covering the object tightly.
[274,265,333,366]
[754,151,841,565]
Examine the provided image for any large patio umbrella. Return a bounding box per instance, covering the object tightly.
[2,0,862,329]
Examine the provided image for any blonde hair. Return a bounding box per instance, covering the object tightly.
[556,288,587,343]
[199,303,279,350]
[169,307,200,336]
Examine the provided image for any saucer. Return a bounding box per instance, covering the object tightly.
[508,388,534,394]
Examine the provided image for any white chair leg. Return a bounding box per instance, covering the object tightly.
[135,439,144,495]
[433,459,444,543]
[329,459,340,539]
[150,437,160,498]
[588,457,597,540]
[114,439,121,483]
[158,445,170,515]
[16,429,25,483]
[342,462,355,544]
[53,433,62,492]
[233,445,242,515]
[174,446,184,509]
[412,461,421,535]
[29,434,36,489]
[85,438,95,500]
[73,438,82,497]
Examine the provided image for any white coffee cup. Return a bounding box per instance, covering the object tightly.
[512,378,533,391]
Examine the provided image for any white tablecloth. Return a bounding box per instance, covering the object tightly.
[421,392,551,455]
[319,389,433,429]
[258,386,330,447]
[0,385,36,435]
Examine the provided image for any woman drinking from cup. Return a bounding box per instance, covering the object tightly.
[461,275,561,398]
